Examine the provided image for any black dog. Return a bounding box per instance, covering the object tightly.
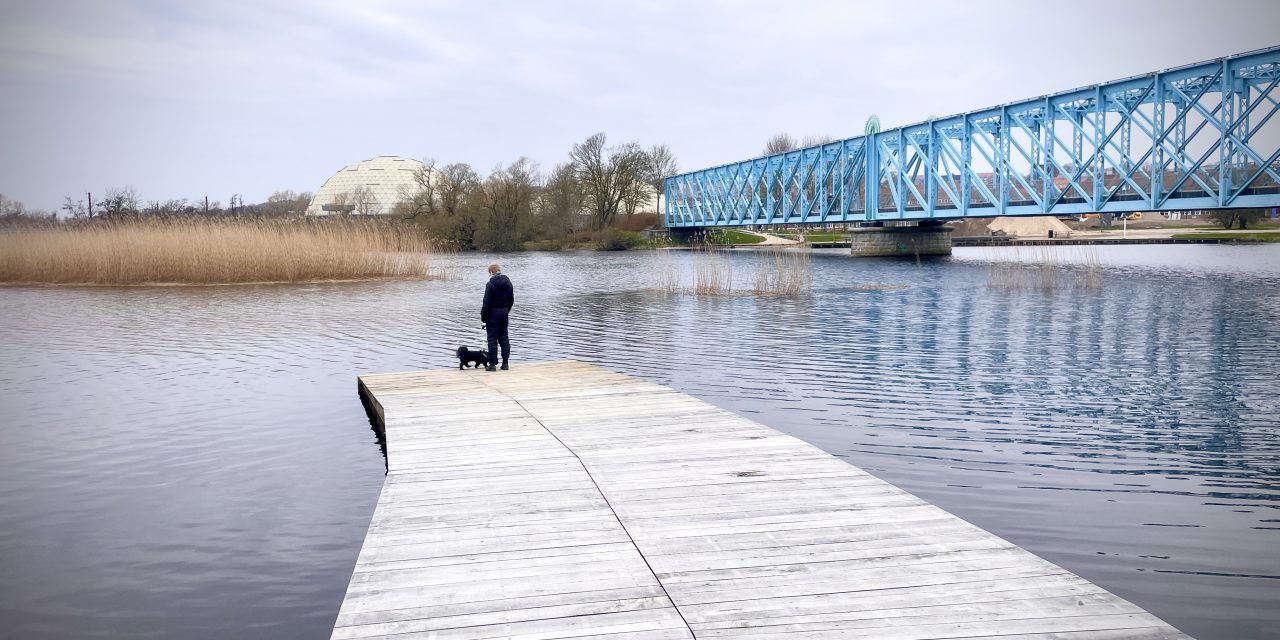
[456,346,490,370]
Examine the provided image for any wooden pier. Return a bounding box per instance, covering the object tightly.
[333,361,1190,639]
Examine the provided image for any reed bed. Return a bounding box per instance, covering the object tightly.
[0,217,438,285]
[693,244,734,295]
[651,249,680,292]
[984,244,1104,290]
[654,246,812,297]
[751,246,811,296]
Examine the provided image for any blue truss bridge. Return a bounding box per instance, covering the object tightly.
[664,46,1280,230]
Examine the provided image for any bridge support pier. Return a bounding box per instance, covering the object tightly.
[850,222,953,258]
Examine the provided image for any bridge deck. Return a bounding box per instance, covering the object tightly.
[333,360,1190,639]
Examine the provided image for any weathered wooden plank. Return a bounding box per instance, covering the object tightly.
[689,614,1174,639]
[333,361,1191,640]
[353,529,636,565]
[351,542,638,576]
[680,576,1110,624]
[339,606,693,640]
[687,591,1139,630]
[335,585,667,628]
[336,573,665,616]
[332,595,676,639]
[344,561,660,598]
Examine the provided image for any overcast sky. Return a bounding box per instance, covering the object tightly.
[2,0,1277,211]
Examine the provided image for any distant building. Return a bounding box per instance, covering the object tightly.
[306,156,430,216]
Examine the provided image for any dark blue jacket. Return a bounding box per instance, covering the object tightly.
[481,273,514,324]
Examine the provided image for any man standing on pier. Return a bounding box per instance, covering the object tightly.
[481,263,514,371]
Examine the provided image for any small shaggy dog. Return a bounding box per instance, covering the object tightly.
[455,346,490,370]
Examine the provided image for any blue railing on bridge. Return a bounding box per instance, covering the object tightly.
[664,46,1280,228]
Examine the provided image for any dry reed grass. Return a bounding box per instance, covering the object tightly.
[984,244,1104,290]
[653,246,812,297]
[652,249,680,292]
[751,246,811,296]
[0,217,438,285]
[693,244,734,295]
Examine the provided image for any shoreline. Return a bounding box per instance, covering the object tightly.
[0,275,440,288]
[953,235,1277,247]
[708,236,1278,249]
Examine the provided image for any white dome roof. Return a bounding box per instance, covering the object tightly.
[306,156,429,216]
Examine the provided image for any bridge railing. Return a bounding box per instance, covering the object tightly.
[665,46,1280,227]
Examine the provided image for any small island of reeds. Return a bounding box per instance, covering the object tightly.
[0,217,437,285]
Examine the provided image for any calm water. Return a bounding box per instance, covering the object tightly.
[1,245,1278,639]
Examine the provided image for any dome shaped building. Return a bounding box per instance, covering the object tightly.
[306,156,429,216]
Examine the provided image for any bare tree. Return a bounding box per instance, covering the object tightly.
[144,198,191,217]
[0,193,24,216]
[763,133,798,155]
[398,159,441,219]
[570,132,649,230]
[621,175,651,218]
[476,158,540,251]
[293,191,312,214]
[536,162,582,239]
[99,186,140,217]
[325,192,353,215]
[61,196,87,219]
[644,144,679,214]
[0,194,57,226]
[351,185,379,216]
[439,163,480,217]
[263,190,299,217]
[1210,208,1264,229]
[801,134,836,146]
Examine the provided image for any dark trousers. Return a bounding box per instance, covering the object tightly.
[486,318,510,365]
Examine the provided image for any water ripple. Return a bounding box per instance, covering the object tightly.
[0,244,1278,639]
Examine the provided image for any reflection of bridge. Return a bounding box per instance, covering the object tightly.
[665,47,1280,243]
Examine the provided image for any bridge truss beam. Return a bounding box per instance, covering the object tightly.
[665,46,1280,227]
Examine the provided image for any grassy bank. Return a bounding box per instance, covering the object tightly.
[0,218,437,285]
[1171,231,1280,242]
[800,233,846,243]
[708,229,765,245]
[775,232,846,243]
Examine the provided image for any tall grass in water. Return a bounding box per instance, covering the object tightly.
[693,244,734,294]
[652,249,680,292]
[752,246,812,296]
[656,245,811,296]
[985,244,1103,290]
[0,217,438,285]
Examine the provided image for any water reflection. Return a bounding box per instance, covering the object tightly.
[0,244,1277,639]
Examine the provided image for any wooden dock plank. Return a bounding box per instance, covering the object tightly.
[333,361,1191,639]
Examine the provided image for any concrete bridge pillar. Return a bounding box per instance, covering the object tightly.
[850,222,953,258]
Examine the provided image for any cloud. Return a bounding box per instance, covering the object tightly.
[1,0,1277,210]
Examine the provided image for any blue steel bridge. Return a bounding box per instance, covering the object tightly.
[663,46,1280,229]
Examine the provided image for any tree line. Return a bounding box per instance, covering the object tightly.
[390,132,677,251]
[1,189,315,226]
[4,132,680,252]
[55,187,314,219]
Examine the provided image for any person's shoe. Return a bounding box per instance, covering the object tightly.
[485,363,496,372]
[500,362,509,370]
